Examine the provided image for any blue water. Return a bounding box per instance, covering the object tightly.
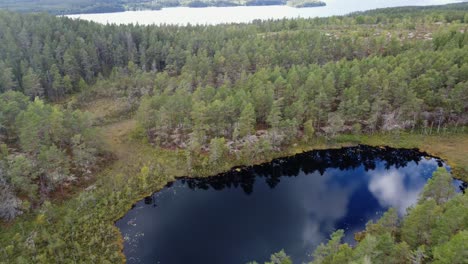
[116,146,462,264]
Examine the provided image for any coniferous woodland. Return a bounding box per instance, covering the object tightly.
[0,3,467,263]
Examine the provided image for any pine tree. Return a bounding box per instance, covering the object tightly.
[312,230,347,264]
[209,137,227,166]
[433,231,468,264]
[0,61,17,92]
[420,167,455,205]
[267,99,283,130]
[303,119,315,143]
[238,103,256,138]
[22,68,43,99]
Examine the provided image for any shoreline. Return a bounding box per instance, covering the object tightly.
[111,136,467,262]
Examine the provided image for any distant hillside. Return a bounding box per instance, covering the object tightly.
[355,2,468,17]
[0,0,325,14]
[0,0,125,14]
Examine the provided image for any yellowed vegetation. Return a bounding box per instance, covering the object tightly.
[350,133,468,182]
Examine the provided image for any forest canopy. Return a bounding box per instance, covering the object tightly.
[0,6,466,144]
[0,3,467,264]
[0,91,100,220]
[0,2,467,218]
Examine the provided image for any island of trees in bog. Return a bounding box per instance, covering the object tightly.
[0,0,325,15]
[0,2,467,264]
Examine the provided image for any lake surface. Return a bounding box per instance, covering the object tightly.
[67,0,463,25]
[116,146,463,264]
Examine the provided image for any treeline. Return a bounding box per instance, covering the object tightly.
[127,0,325,9]
[135,45,467,152]
[0,0,126,15]
[0,0,325,14]
[0,91,101,221]
[0,4,467,218]
[0,4,467,263]
[0,7,467,102]
[259,168,468,264]
[356,2,468,22]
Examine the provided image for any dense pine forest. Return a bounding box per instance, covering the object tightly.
[0,2,467,263]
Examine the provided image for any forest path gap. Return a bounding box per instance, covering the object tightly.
[100,118,138,160]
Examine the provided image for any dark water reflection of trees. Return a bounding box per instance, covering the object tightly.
[126,145,462,264]
[178,146,443,195]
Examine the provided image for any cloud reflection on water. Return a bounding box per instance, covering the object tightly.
[117,146,446,264]
[368,159,438,215]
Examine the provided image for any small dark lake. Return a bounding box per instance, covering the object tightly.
[116,146,463,264]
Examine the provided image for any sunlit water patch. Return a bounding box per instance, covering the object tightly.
[116,146,463,264]
[66,0,463,25]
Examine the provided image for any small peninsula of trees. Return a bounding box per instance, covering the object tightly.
[308,168,467,264]
[254,168,467,264]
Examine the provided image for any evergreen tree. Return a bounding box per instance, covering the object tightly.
[22,68,43,99]
[433,231,468,264]
[238,103,256,138]
[420,167,455,205]
[209,137,228,166]
[0,61,16,92]
[303,119,315,143]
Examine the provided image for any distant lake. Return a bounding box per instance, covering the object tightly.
[67,0,463,25]
[116,146,464,264]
